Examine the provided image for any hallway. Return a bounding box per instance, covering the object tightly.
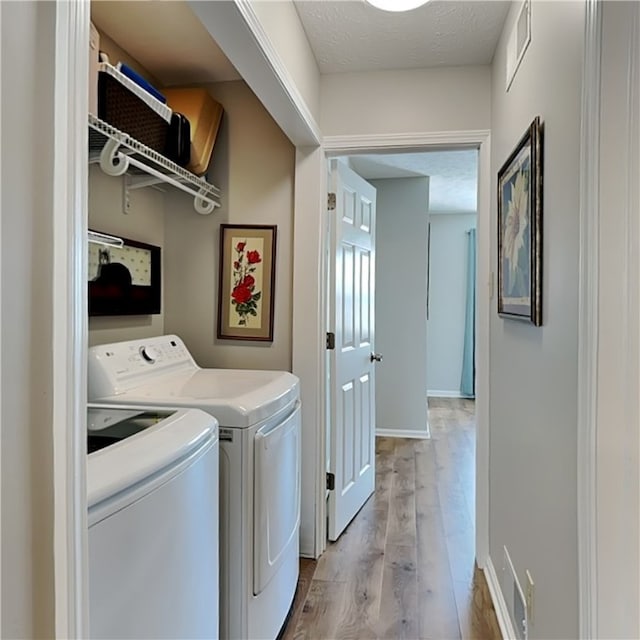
[282,399,500,640]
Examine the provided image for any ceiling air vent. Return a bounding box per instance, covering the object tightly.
[506,0,531,92]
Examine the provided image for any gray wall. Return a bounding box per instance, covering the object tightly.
[164,80,295,371]
[88,167,166,346]
[87,29,167,347]
[426,213,477,397]
[372,177,429,435]
[87,75,296,370]
[489,1,584,638]
[320,66,491,136]
[1,2,56,637]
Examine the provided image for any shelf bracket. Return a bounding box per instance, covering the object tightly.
[123,174,132,214]
[127,175,167,191]
[99,137,129,176]
[194,188,216,215]
[123,154,219,214]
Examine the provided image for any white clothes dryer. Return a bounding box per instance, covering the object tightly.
[88,335,301,640]
[87,404,219,639]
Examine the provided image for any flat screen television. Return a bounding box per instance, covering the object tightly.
[88,231,161,316]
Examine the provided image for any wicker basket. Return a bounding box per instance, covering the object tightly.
[98,67,169,154]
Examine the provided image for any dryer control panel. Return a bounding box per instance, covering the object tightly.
[88,335,199,399]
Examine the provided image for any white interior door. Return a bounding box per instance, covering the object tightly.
[327,160,377,541]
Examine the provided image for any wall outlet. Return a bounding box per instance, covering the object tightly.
[525,570,535,626]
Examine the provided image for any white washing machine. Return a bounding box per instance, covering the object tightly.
[87,335,301,640]
[87,404,219,639]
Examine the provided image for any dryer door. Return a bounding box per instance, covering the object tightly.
[253,403,300,595]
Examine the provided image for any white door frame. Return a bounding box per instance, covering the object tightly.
[0,0,3,624]
[310,130,492,564]
[578,1,640,637]
[53,0,89,637]
[577,0,600,636]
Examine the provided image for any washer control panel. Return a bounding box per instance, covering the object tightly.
[88,335,198,398]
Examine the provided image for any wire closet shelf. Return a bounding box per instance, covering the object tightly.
[88,113,221,215]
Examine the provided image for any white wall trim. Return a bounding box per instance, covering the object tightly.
[323,130,489,153]
[624,13,640,636]
[577,1,601,637]
[474,136,491,569]
[0,2,3,632]
[375,428,429,440]
[310,129,490,568]
[188,1,320,146]
[234,0,322,145]
[427,389,475,399]
[484,556,516,640]
[292,146,327,558]
[53,1,89,637]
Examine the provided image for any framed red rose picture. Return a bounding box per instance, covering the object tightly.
[217,224,277,341]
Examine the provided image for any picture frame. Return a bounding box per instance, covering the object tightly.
[88,231,161,316]
[497,116,543,325]
[217,224,277,341]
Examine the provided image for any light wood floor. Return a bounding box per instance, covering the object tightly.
[280,398,501,640]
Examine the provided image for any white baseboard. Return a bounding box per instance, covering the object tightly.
[427,389,475,399]
[375,428,430,439]
[484,556,517,640]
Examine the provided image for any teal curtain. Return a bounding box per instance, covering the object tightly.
[461,229,476,397]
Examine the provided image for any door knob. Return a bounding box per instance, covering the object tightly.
[370,353,383,362]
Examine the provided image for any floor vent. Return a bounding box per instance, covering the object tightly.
[502,546,528,639]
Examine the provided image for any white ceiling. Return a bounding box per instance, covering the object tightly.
[293,0,510,74]
[92,0,510,82]
[349,149,479,213]
[92,0,501,214]
[290,0,502,214]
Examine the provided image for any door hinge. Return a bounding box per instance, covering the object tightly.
[326,332,335,350]
[328,192,336,211]
[326,472,335,491]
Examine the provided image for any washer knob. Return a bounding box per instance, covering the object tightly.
[140,346,160,363]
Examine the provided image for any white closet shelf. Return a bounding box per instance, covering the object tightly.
[88,114,220,215]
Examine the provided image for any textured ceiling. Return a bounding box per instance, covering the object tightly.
[91,0,509,81]
[348,150,479,213]
[293,0,510,74]
[92,1,496,213]
[298,1,494,212]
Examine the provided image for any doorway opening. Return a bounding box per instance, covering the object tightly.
[316,132,490,575]
[324,146,480,540]
[285,141,489,638]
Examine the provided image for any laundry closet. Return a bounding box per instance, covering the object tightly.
[86,4,301,639]
[88,1,295,373]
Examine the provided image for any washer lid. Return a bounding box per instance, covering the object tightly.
[87,406,217,508]
[95,369,300,428]
[87,406,169,433]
